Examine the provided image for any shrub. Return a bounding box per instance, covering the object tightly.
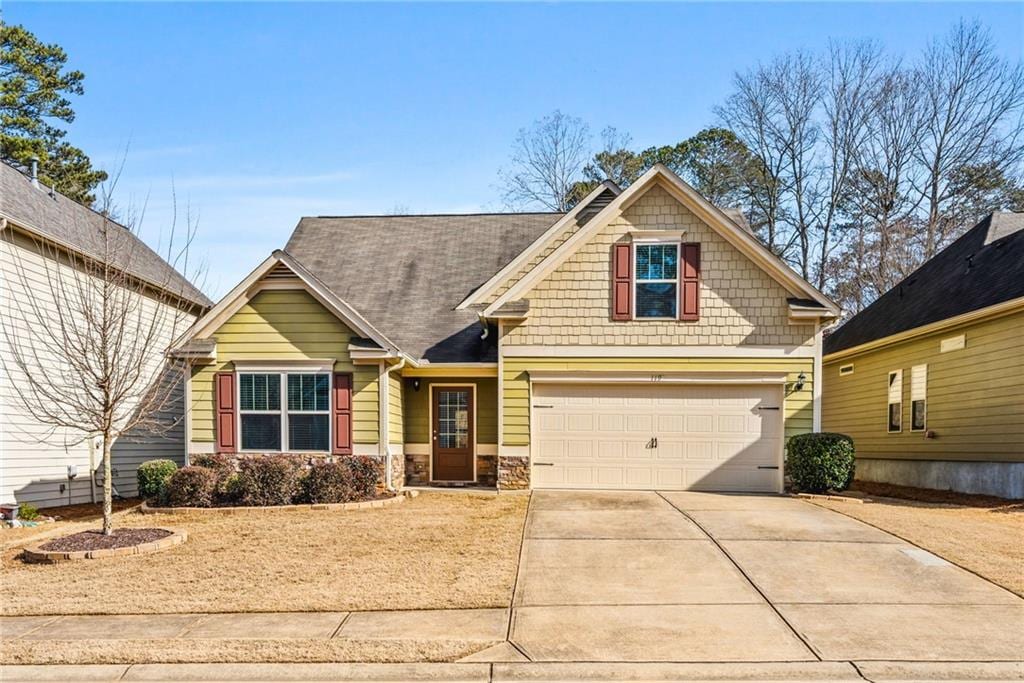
[235,456,305,506]
[787,432,856,493]
[165,466,218,507]
[343,456,381,501]
[18,503,39,521]
[137,459,178,501]
[302,461,350,504]
[302,457,380,504]
[190,454,236,501]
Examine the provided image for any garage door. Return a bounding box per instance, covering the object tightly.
[531,383,783,492]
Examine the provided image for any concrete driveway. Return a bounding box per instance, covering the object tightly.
[510,490,1024,663]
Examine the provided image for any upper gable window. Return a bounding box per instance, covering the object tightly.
[635,243,679,319]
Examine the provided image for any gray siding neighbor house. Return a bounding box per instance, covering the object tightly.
[1,162,211,507]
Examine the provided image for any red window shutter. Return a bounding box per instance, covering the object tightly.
[680,243,701,321]
[612,243,632,321]
[215,372,236,454]
[333,373,353,455]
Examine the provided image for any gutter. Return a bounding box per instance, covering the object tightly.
[381,356,406,491]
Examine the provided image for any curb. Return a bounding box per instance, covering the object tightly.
[139,491,410,515]
[21,527,187,564]
[792,492,868,504]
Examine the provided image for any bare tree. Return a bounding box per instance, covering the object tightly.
[816,40,882,289]
[716,66,789,257]
[500,110,591,211]
[2,176,204,534]
[914,20,1024,257]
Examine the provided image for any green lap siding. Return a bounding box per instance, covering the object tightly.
[403,377,499,445]
[822,309,1024,462]
[190,289,379,445]
[388,370,404,445]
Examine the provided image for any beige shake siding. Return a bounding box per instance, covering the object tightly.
[822,307,1024,462]
[497,182,818,451]
[504,184,815,347]
[190,289,380,446]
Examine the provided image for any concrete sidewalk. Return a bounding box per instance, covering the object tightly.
[1,609,508,643]
[3,661,1023,681]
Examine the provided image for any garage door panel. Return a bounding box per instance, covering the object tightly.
[533,383,782,493]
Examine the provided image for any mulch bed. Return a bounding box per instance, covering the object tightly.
[39,528,172,552]
[851,480,1023,509]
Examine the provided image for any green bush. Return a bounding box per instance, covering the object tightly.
[190,454,236,501]
[236,456,305,506]
[165,466,218,507]
[787,432,856,493]
[302,457,380,504]
[137,459,179,501]
[18,503,39,521]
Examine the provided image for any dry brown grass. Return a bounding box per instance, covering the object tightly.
[1,492,528,616]
[0,638,490,665]
[814,493,1024,597]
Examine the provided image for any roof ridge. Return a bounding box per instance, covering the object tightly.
[308,211,564,219]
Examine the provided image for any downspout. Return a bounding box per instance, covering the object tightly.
[381,356,406,491]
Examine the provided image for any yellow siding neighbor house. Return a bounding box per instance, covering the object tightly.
[173,165,838,492]
[821,212,1024,498]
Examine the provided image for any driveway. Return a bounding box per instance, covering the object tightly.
[510,490,1024,663]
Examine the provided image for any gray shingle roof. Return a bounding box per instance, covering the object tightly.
[284,212,563,362]
[824,212,1024,355]
[0,162,211,309]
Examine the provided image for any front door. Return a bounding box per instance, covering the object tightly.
[432,386,475,481]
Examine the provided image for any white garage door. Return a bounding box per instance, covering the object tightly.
[531,383,783,492]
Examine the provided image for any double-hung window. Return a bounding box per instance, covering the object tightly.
[239,372,330,452]
[911,364,927,431]
[887,370,902,433]
[634,243,679,319]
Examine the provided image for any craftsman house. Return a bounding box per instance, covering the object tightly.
[172,165,839,492]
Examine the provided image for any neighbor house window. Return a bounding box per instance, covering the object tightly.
[887,370,902,433]
[635,243,678,318]
[911,364,927,431]
[239,372,330,451]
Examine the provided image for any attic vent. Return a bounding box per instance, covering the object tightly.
[575,188,616,227]
[264,262,300,282]
[839,364,854,376]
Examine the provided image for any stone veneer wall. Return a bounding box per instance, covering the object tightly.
[503,183,815,348]
[498,455,530,490]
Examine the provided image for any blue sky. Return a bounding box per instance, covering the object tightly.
[7,2,1022,297]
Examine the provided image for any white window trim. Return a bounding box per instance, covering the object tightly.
[887,369,902,434]
[633,240,681,321]
[237,370,333,453]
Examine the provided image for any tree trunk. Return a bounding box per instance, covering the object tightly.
[102,434,113,535]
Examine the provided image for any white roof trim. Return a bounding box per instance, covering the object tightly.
[484,165,839,317]
[455,180,621,310]
[173,250,401,355]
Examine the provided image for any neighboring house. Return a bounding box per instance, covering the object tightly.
[172,165,838,493]
[822,212,1024,499]
[0,162,212,507]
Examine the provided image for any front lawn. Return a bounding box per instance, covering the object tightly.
[813,484,1024,597]
[1,492,529,616]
